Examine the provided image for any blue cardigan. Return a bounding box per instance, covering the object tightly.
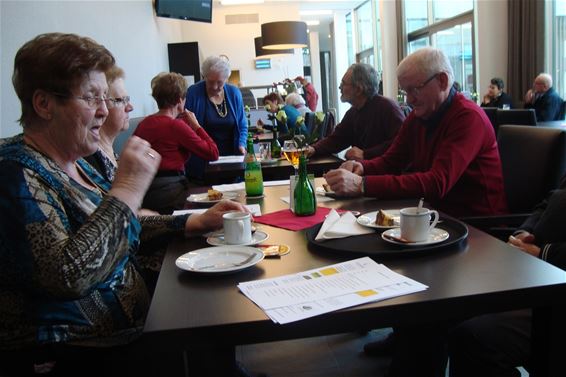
[185,81,248,179]
[185,80,248,149]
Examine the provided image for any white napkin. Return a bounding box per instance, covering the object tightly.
[315,209,374,240]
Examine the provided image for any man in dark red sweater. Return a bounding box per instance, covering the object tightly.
[325,47,507,218]
[306,63,405,161]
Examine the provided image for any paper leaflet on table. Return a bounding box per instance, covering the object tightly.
[238,257,428,324]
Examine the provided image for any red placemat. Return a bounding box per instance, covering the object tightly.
[255,207,342,231]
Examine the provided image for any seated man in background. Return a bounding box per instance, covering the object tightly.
[325,47,508,218]
[524,73,564,121]
[306,63,405,161]
[448,175,566,377]
[481,77,514,109]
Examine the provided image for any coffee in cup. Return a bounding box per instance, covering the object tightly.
[400,207,439,242]
[223,212,253,245]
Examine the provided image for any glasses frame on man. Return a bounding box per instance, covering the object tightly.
[399,73,440,98]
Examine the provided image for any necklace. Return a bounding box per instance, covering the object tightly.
[211,96,228,118]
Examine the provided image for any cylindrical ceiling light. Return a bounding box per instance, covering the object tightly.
[260,21,308,50]
[254,37,293,58]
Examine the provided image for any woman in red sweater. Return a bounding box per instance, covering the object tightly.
[134,72,219,214]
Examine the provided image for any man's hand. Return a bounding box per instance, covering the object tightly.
[345,146,364,161]
[339,160,364,175]
[305,146,316,158]
[324,169,364,197]
[508,234,541,257]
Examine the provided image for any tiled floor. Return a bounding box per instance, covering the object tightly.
[237,328,393,377]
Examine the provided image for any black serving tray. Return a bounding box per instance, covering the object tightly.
[305,216,468,257]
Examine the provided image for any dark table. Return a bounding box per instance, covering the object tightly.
[202,155,343,185]
[143,180,566,376]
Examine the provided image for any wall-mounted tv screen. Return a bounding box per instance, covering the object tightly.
[155,0,212,23]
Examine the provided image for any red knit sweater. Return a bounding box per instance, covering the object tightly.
[134,115,219,172]
[361,93,508,217]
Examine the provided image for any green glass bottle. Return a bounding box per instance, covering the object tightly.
[271,123,282,159]
[244,136,264,197]
[293,155,316,216]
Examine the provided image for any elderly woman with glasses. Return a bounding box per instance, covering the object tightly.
[84,65,133,181]
[0,32,246,376]
[185,55,247,180]
[134,72,219,214]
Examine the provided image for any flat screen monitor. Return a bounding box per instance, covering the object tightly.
[154,0,212,23]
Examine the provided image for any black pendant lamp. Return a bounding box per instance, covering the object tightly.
[254,37,293,58]
[260,21,308,50]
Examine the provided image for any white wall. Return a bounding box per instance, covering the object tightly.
[475,0,508,98]
[0,0,303,137]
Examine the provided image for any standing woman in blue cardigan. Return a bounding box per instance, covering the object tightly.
[185,56,247,180]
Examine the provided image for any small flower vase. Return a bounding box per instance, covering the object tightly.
[293,155,316,216]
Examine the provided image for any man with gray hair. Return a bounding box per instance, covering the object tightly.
[306,63,404,161]
[325,47,507,218]
[524,73,564,121]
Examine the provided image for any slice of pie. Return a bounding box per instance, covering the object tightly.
[207,189,223,201]
[375,210,395,226]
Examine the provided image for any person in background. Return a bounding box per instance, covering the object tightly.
[262,92,306,135]
[524,73,564,121]
[134,72,219,214]
[481,77,514,109]
[84,65,132,182]
[306,63,405,161]
[448,175,566,377]
[0,32,247,376]
[295,76,318,111]
[285,92,310,117]
[185,56,247,180]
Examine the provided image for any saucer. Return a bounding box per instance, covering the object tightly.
[175,246,264,274]
[207,230,269,246]
[381,227,449,246]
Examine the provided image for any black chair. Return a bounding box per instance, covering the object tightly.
[496,108,537,127]
[239,88,256,109]
[481,107,498,132]
[558,101,566,121]
[318,111,336,139]
[462,125,566,239]
[304,112,316,135]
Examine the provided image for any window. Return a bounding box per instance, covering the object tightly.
[403,0,475,93]
[548,0,566,98]
[346,12,355,66]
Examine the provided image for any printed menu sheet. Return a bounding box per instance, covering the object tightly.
[238,257,428,324]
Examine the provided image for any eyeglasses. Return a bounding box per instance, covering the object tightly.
[399,73,440,97]
[106,96,131,108]
[51,92,109,108]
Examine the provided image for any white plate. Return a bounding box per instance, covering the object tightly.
[357,210,401,229]
[186,191,239,204]
[381,227,449,246]
[175,246,264,274]
[207,230,269,246]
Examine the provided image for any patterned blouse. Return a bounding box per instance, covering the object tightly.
[0,134,188,350]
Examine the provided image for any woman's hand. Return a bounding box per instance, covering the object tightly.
[238,145,246,155]
[179,109,201,131]
[184,199,249,236]
[109,136,161,212]
[508,234,541,258]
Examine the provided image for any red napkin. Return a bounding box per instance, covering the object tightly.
[254,207,343,231]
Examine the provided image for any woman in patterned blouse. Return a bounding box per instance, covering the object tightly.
[0,33,246,376]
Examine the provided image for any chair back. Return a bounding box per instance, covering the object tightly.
[497,125,566,213]
[496,108,537,127]
[239,88,257,109]
[558,101,566,121]
[304,112,316,135]
[113,116,144,155]
[481,107,498,132]
[318,111,336,139]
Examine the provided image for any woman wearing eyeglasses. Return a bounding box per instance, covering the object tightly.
[84,65,133,181]
[134,72,219,214]
[0,33,246,376]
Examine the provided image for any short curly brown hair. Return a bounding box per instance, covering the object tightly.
[151,72,188,109]
[12,32,115,127]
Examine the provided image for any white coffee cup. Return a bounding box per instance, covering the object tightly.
[223,212,252,245]
[400,207,439,242]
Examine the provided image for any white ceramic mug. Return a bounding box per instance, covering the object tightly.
[223,212,252,245]
[400,207,439,242]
